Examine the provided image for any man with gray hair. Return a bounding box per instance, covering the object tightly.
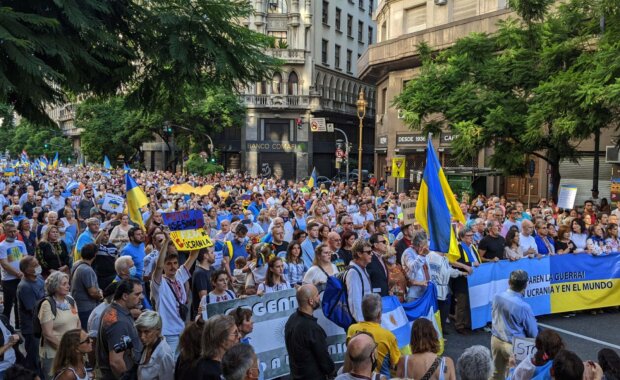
[347,294,400,378]
[401,230,431,302]
[491,270,539,380]
[222,343,260,380]
[457,345,493,380]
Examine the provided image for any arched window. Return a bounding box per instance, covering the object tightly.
[288,71,299,95]
[268,0,288,13]
[272,72,282,94]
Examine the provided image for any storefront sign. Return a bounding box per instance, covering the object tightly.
[246,141,306,152]
[396,134,427,145]
[440,132,458,145]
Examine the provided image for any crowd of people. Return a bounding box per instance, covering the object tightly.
[0,166,616,380]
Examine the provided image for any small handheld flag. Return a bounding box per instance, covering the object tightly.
[125,173,149,229]
[103,156,112,170]
[307,167,318,189]
[52,152,59,169]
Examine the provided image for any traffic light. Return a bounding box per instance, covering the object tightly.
[209,157,216,163]
[44,143,49,149]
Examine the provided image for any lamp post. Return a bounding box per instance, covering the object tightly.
[356,90,367,194]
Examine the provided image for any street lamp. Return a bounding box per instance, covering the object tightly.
[356,89,367,193]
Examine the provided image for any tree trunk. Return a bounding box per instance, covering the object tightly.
[550,160,561,203]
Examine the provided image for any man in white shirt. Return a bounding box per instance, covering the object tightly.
[518,220,538,255]
[46,188,65,213]
[345,240,372,324]
[352,201,375,232]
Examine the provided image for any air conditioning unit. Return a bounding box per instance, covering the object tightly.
[435,0,447,5]
[606,146,620,163]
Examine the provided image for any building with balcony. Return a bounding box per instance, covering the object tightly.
[228,0,377,179]
[358,0,615,203]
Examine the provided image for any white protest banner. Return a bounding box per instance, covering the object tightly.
[557,184,578,210]
[101,193,125,213]
[513,336,536,363]
[206,289,347,380]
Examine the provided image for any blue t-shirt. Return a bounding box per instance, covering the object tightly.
[121,242,146,280]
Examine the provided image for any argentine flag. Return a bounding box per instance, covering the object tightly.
[381,296,412,350]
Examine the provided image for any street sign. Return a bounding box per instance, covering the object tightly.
[391,156,406,178]
[327,123,334,132]
[310,118,327,132]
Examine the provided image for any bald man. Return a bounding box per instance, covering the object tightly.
[519,220,538,255]
[284,284,335,379]
[336,332,377,380]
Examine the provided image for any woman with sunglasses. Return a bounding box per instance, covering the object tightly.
[51,329,92,380]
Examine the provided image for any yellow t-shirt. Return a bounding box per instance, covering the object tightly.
[347,321,401,375]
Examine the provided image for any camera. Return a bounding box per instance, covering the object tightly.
[113,336,133,353]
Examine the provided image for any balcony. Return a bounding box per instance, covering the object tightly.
[265,48,306,64]
[242,94,311,109]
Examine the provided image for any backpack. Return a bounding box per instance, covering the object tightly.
[321,265,364,330]
[33,296,76,339]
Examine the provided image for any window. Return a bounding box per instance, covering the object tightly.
[359,0,364,10]
[272,72,282,94]
[380,88,387,114]
[358,21,364,42]
[404,5,426,34]
[335,44,341,69]
[369,0,374,15]
[322,1,329,24]
[381,21,387,42]
[368,26,373,44]
[322,39,329,65]
[267,31,287,47]
[288,71,299,95]
[268,0,288,13]
[335,8,341,31]
[347,14,353,37]
[346,49,352,73]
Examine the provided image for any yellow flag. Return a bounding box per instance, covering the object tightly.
[391,157,406,178]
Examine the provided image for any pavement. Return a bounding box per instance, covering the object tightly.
[443,309,620,365]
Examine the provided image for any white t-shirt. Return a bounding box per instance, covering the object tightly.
[302,264,338,285]
[205,290,236,304]
[151,267,190,336]
[0,240,27,281]
[519,234,538,253]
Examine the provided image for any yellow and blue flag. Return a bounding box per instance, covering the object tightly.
[51,152,59,169]
[415,139,465,262]
[125,173,149,229]
[123,163,131,173]
[307,167,318,189]
[104,155,112,170]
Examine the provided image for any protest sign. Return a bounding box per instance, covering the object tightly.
[206,289,347,380]
[101,193,125,213]
[402,201,416,225]
[169,228,213,250]
[557,184,578,210]
[513,337,536,363]
[162,210,205,231]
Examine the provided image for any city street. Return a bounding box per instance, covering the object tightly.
[444,310,620,364]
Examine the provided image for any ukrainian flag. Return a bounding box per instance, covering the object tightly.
[307,167,318,189]
[103,155,111,170]
[39,157,48,171]
[415,138,465,262]
[52,152,59,169]
[123,163,131,173]
[125,173,149,229]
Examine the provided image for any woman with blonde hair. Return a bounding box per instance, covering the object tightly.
[135,311,174,380]
[51,329,92,380]
[36,225,70,278]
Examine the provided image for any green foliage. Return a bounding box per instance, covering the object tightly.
[395,0,620,199]
[0,0,279,124]
[185,154,224,175]
[2,121,73,161]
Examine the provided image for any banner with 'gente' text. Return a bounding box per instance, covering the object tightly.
[467,253,620,329]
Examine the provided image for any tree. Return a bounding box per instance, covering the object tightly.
[394,0,620,200]
[4,121,73,161]
[0,0,278,124]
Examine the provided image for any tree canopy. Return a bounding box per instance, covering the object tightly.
[0,0,278,124]
[395,0,620,200]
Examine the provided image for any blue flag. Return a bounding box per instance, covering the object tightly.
[104,155,111,169]
[307,167,318,189]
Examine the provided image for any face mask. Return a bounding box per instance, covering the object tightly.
[34,266,42,276]
[129,267,137,277]
[4,236,15,243]
[387,256,397,265]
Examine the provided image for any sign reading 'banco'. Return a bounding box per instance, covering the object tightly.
[246,141,306,152]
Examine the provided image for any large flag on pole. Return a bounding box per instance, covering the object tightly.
[415,137,465,262]
[125,173,148,229]
[103,155,112,170]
